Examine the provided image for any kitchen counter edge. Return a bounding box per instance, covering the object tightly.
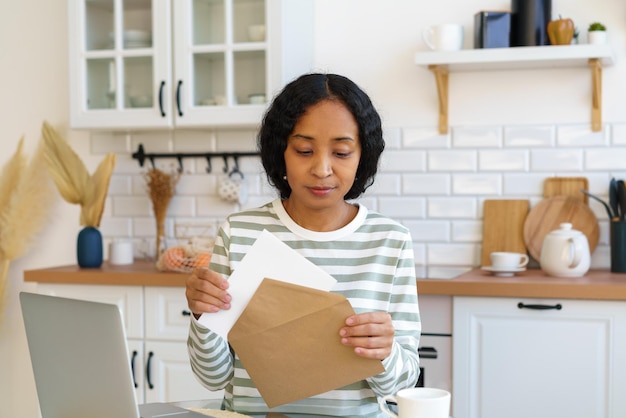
[23,262,626,300]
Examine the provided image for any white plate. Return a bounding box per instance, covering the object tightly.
[481,266,526,277]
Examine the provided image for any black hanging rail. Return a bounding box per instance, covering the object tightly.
[131,143,260,173]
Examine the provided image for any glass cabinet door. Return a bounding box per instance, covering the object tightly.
[72,0,170,128]
[176,0,267,124]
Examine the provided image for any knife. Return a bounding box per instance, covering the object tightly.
[619,180,626,221]
[610,178,619,220]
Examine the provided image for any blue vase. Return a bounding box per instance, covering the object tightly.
[77,226,103,268]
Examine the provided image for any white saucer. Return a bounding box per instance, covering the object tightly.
[481,266,526,277]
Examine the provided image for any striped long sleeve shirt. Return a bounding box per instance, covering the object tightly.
[188,199,421,417]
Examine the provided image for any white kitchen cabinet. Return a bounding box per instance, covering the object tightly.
[68,0,313,129]
[452,296,626,418]
[36,284,223,403]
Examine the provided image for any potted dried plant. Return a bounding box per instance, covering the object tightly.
[587,22,607,44]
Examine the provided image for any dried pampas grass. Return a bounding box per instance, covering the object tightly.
[144,168,179,260]
[42,121,116,227]
[0,135,56,312]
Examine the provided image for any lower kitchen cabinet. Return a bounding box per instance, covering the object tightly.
[36,284,223,403]
[452,296,626,418]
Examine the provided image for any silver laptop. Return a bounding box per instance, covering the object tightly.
[20,292,214,418]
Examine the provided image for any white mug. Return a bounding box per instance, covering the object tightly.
[109,241,134,265]
[218,171,248,205]
[422,24,464,51]
[490,251,529,269]
[379,387,451,418]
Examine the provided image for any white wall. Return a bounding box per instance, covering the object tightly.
[1,0,625,416]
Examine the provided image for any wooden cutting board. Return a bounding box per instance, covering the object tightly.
[543,177,589,205]
[523,195,599,261]
[481,199,529,267]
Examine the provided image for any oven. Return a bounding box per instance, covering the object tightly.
[416,294,452,393]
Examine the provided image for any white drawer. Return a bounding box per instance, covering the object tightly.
[144,287,191,341]
[418,294,452,335]
[37,283,144,339]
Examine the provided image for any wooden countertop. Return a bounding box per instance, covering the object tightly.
[24,262,626,301]
[417,268,626,301]
[23,259,188,287]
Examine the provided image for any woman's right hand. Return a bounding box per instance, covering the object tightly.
[186,268,231,319]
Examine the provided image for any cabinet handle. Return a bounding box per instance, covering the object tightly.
[182,310,191,316]
[158,81,166,117]
[418,346,438,359]
[517,302,562,310]
[176,80,183,117]
[130,350,138,388]
[146,351,155,389]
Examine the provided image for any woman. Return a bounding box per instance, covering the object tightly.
[186,73,421,416]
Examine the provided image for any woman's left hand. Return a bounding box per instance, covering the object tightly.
[339,312,394,360]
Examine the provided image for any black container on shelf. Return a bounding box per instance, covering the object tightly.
[475,11,512,48]
[510,0,552,46]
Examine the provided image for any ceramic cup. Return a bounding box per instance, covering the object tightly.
[379,387,451,418]
[490,251,529,269]
[109,240,134,265]
[218,171,248,205]
[422,24,464,51]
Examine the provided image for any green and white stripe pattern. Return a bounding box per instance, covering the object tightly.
[188,199,421,417]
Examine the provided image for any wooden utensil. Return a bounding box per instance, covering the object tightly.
[543,177,589,204]
[523,195,599,261]
[481,199,529,267]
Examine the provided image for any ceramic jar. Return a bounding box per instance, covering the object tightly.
[540,222,590,277]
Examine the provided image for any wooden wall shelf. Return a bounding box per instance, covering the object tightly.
[414,44,614,134]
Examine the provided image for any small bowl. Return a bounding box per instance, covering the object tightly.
[248,94,265,104]
[247,24,266,42]
[129,95,153,108]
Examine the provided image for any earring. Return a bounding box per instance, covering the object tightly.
[283,175,287,180]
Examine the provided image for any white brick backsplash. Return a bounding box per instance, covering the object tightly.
[173,130,217,151]
[428,150,477,171]
[366,173,401,195]
[108,175,132,195]
[452,221,482,242]
[612,124,626,145]
[452,126,501,148]
[428,197,477,218]
[113,196,152,216]
[403,174,450,195]
[557,124,609,147]
[89,122,626,274]
[168,196,196,217]
[402,127,449,148]
[428,244,477,265]
[586,148,626,170]
[504,125,554,147]
[404,220,449,242]
[99,217,132,237]
[378,197,425,218]
[503,174,545,195]
[176,174,215,196]
[453,174,501,195]
[380,150,425,172]
[383,127,401,149]
[530,149,583,171]
[479,150,527,171]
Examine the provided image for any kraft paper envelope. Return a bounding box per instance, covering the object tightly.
[228,278,385,408]
[199,230,337,339]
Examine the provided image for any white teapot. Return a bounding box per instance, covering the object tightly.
[540,223,590,277]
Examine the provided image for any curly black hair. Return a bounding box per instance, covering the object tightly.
[257,73,385,200]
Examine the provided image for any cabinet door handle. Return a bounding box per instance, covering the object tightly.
[146,351,155,389]
[418,346,438,359]
[176,80,183,117]
[517,302,562,310]
[182,310,191,316]
[158,81,166,117]
[130,350,138,388]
